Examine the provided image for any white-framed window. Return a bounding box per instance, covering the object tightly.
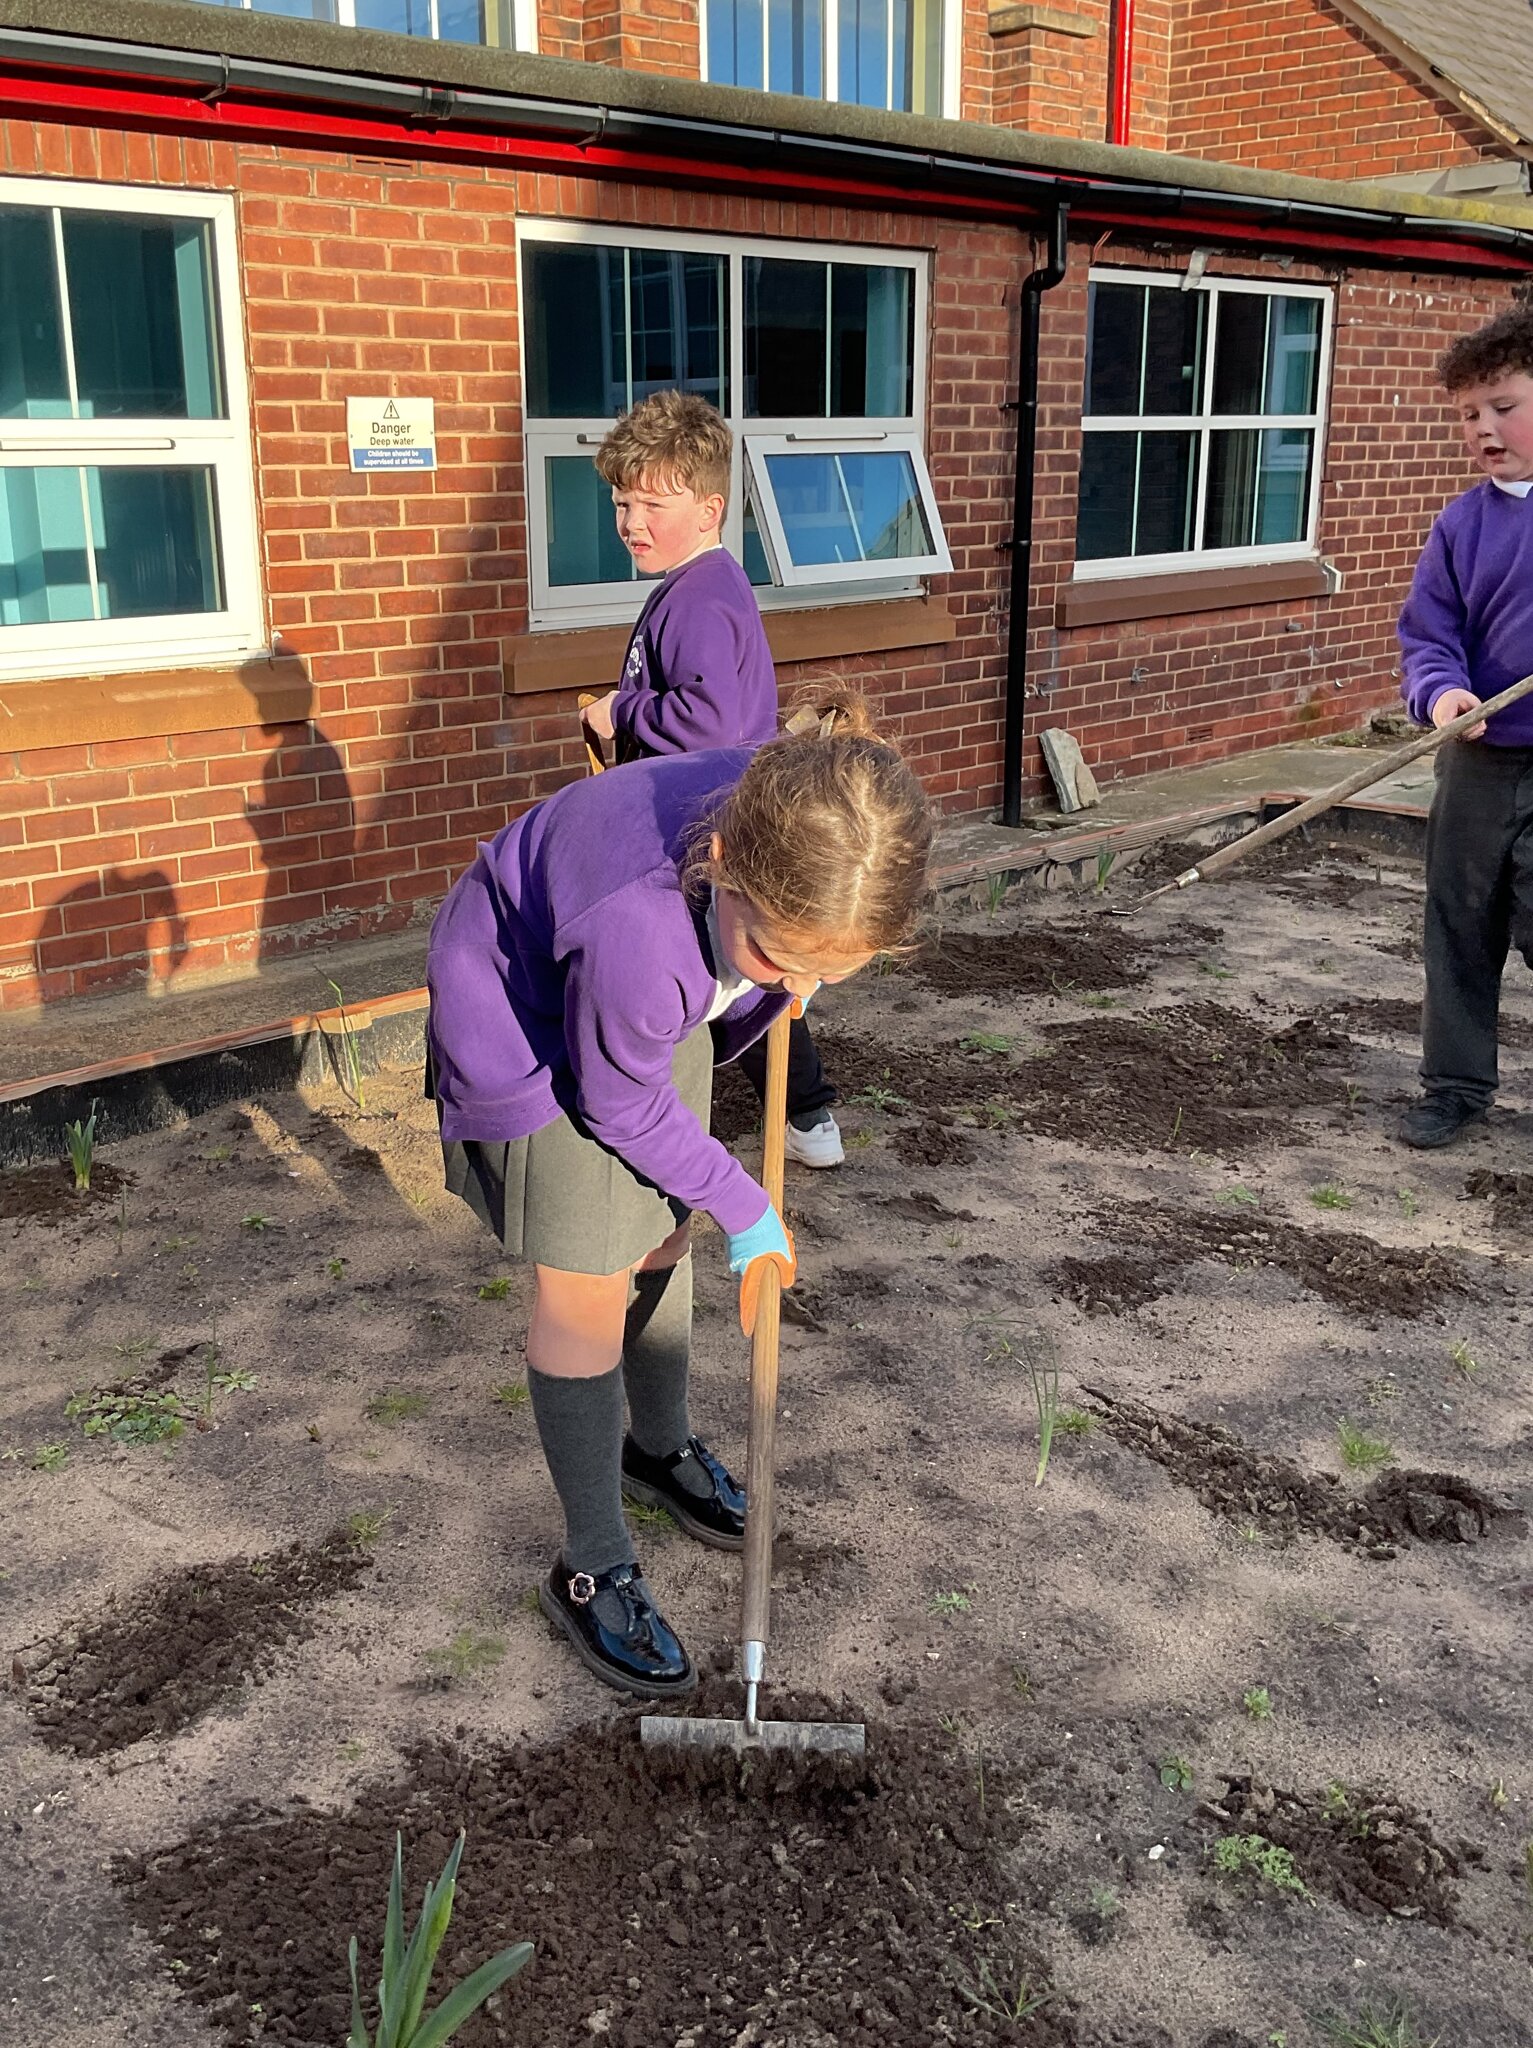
[0,178,263,680]
[701,0,960,119]
[518,222,951,628]
[177,0,536,51]
[1075,267,1333,581]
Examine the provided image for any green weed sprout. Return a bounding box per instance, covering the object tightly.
[366,1390,430,1426]
[347,1831,531,2048]
[1317,1998,1439,2048]
[1310,1183,1353,1211]
[931,1589,972,1616]
[1337,1417,1394,1474]
[960,1031,1013,1056]
[1213,1834,1309,1898]
[477,1278,512,1302]
[1447,1338,1480,1379]
[984,871,1009,916]
[1094,846,1116,895]
[325,976,367,1114]
[1020,1327,1061,1486]
[64,1102,98,1193]
[1158,1756,1194,1793]
[1242,1686,1273,1722]
[423,1630,506,1684]
[949,1954,1050,2024]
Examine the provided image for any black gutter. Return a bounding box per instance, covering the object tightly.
[1002,203,1070,831]
[3,24,1533,264]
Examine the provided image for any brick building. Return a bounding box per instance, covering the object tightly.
[1,0,1531,1009]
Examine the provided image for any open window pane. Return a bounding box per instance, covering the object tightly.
[747,437,950,584]
[545,455,639,587]
[0,465,224,625]
[63,213,223,419]
[0,208,69,420]
[1204,427,1313,550]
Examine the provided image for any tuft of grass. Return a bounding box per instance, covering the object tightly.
[1242,1685,1274,1722]
[1310,1183,1353,1211]
[241,1212,277,1232]
[1056,1407,1095,1438]
[1158,1755,1194,1793]
[476,1277,512,1302]
[960,1031,1013,1056]
[984,871,1009,916]
[1020,1327,1061,1486]
[1009,1664,1033,1701]
[204,1141,234,1164]
[111,1333,156,1364]
[623,1498,675,1535]
[931,1589,973,1617]
[64,1101,98,1193]
[1087,1881,1120,1922]
[1447,1337,1482,1380]
[1316,1999,1439,2048]
[1078,991,1122,1010]
[1213,1834,1309,1898]
[365,1390,429,1426]
[491,1381,530,1410]
[346,1507,392,1549]
[949,1955,1051,2025]
[1337,1416,1395,1474]
[423,1628,506,1684]
[1215,1183,1260,1209]
[1094,847,1116,895]
[322,975,367,1115]
[1199,960,1236,980]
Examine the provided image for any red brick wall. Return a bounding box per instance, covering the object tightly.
[0,111,1517,1009]
[1167,0,1505,178]
[536,0,700,73]
[986,0,1171,147]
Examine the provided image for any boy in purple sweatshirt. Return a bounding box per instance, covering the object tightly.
[427,707,931,1699]
[1397,307,1533,1148]
[580,390,845,1169]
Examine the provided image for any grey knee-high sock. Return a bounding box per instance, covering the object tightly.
[527,1362,634,1577]
[623,1256,708,1493]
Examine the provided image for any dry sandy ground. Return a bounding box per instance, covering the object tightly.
[2,837,1532,2048]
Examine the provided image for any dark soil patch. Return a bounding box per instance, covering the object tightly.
[1090,1199,1468,1320]
[0,1159,133,1227]
[1201,1775,1461,1925]
[1316,998,1533,1052]
[1134,831,1405,905]
[1050,1254,1167,1315]
[15,1532,368,1756]
[815,1029,1025,1118]
[1464,1168,1533,1231]
[1085,1391,1521,1557]
[911,926,1154,999]
[872,1190,977,1225]
[119,1701,1081,2047]
[709,1060,762,1151]
[893,1119,978,1169]
[1016,1005,1355,1155]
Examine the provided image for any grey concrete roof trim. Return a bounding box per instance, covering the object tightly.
[1332,0,1533,153]
[1,0,1530,234]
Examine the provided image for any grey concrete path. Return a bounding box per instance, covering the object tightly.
[1,734,1430,1097]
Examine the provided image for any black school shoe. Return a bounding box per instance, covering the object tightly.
[538,1557,696,1699]
[621,1434,746,1551]
[1396,1094,1489,1149]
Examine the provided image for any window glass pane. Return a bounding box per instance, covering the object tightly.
[629,253,727,410]
[1134,431,1199,555]
[892,0,943,113]
[1266,296,1321,414]
[523,243,627,417]
[1210,292,1269,416]
[742,498,772,585]
[745,257,828,416]
[246,0,340,19]
[768,0,821,96]
[0,466,223,624]
[0,208,69,420]
[762,449,932,566]
[710,0,765,88]
[1142,287,1204,416]
[354,0,432,26]
[839,0,889,107]
[546,456,638,587]
[1076,433,1135,561]
[830,265,913,416]
[1076,431,1198,560]
[1085,281,1142,417]
[63,214,223,419]
[1204,427,1312,550]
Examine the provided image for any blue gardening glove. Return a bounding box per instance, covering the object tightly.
[726,1200,797,1336]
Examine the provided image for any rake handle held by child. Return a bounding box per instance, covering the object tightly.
[739,1005,791,1728]
[1136,667,1533,909]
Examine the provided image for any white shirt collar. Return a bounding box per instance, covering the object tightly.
[1491,476,1533,497]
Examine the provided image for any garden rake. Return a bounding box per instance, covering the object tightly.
[640,1007,866,1759]
[1133,668,1533,910]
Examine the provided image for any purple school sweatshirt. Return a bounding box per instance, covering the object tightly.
[1399,481,1533,746]
[610,547,778,756]
[426,749,786,1235]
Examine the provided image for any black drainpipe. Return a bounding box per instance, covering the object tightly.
[1001,202,1070,829]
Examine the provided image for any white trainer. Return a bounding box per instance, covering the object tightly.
[784,1111,845,1169]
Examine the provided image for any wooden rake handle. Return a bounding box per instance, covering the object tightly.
[1136,668,1533,909]
[740,1006,791,1658]
[576,692,608,777]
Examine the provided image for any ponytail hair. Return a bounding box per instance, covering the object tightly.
[695,690,933,954]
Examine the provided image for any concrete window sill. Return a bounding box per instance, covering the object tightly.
[503,596,957,696]
[2,659,312,754]
[1056,560,1336,631]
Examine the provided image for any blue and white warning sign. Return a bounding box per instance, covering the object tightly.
[347,396,436,471]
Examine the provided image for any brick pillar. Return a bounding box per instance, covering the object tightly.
[538,0,701,76]
[988,0,1107,140]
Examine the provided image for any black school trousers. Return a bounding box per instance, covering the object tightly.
[1420,736,1533,1108]
[736,1013,838,1123]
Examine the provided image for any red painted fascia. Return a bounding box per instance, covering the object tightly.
[0,64,1529,276]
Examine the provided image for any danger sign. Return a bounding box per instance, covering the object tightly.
[346,396,436,471]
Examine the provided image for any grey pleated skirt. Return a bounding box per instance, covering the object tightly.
[438,1025,714,1277]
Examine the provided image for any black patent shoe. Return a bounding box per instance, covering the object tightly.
[1396,1094,1489,1149]
[621,1434,746,1551]
[537,1557,696,1700]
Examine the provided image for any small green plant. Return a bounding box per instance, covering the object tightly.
[1315,955,1336,975]
[1364,1376,1400,1408]
[328,1256,348,1279]
[1337,1416,1395,1473]
[1158,1755,1194,1793]
[984,871,1009,916]
[347,1831,531,2048]
[205,1141,234,1163]
[843,1126,876,1150]
[979,1099,1013,1128]
[422,1629,506,1684]
[960,1031,1013,1056]
[1215,1183,1260,1209]
[1056,1407,1095,1438]
[852,1074,907,1112]
[215,1367,258,1394]
[623,1497,675,1535]
[1316,1998,1439,2048]
[347,1507,393,1549]
[64,1101,98,1192]
[1199,960,1235,980]
[1094,846,1116,895]
[324,976,368,1114]
[1078,991,1122,1010]
[1212,1833,1309,1898]
[931,1589,973,1616]
[1323,1781,1374,1838]
[1087,1881,1120,1923]
[366,1390,430,1426]
[1020,1327,1060,1487]
[1009,1664,1033,1701]
[941,1229,964,1249]
[1242,1686,1273,1722]
[949,1955,1051,2025]
[491,1381,530,1411]
[1447,1337,1481,1379]
[1488,1777,1507,1813]
[1310,1183,1353,1211]
[110,1334,157,1364]
[32,1442,70,1472]
[241,1212,276,1232]
[1396,1187,1420,1221]
[65,1383,185,1447]
[476,1278,512,1302]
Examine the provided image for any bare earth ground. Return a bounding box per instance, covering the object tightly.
[3,834,1533,2048]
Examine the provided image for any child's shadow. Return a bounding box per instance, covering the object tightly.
[32,868,187,1003]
